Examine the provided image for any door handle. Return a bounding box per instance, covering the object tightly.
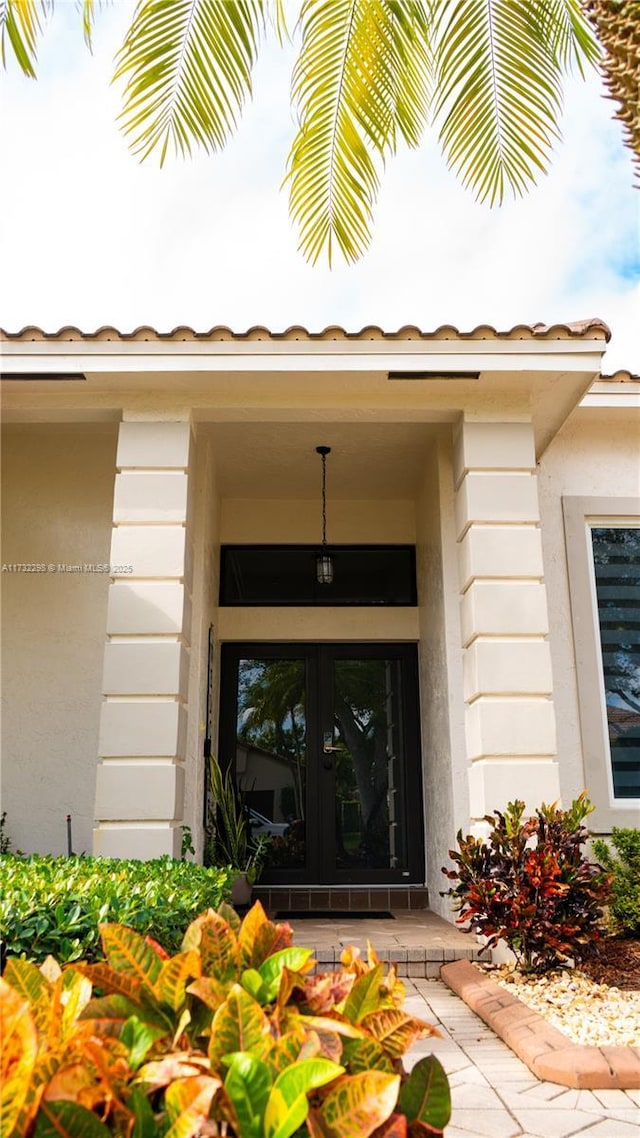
[323,731,340,754]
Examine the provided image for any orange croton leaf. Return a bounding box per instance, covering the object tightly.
[309,1071,400,1138]
[154,951,202,1013]
[252,917,294,967]
[99,924,164,989]
[164,1074,222,1138]
[183,910,238,982]
[0,978,38,1138]
[361,1010,438,1059]
[74,962,142,1004]
[301,971,355,1014]
[208,985,273,1069]
[138,1054,211,1092]
[2,959,53,1037]
[237,901,270,969]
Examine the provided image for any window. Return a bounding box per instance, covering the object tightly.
[563,497,640,830]
[590,527,640,799]
[219,545,417,606]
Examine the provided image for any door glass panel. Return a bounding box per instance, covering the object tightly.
[332,659,407,873]
[236,658,307,871]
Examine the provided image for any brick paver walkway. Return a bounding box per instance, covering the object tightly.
[285,910,639,1134]
[404,979,640,1138]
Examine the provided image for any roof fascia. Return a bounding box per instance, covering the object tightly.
[1,336,607,376]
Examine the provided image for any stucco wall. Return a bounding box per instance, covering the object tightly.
[538,412,640,820]
[417,434,468,916]
[183,432,221,859]
[1,425,117,855]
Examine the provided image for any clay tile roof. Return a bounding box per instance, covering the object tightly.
[599,369,640,381]
[0,319,612,343]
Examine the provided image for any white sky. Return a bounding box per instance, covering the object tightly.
[1,1,639,372]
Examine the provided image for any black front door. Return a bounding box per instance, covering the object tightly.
[218,643,424,885]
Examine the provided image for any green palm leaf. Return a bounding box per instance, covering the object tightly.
[1,0,50,77]
[287,0,432,264]
[526,0,600,71]
[113,0,266,165]
[431,0,598,205]
[82,0,111,50]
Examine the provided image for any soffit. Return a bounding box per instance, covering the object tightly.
[205,421,442,498]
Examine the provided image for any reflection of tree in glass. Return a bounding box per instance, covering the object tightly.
[238,660,307,821]
[236,657,398,869]
[334,661,394,868]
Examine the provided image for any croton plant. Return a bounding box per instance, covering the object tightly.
[1,901,451,1138]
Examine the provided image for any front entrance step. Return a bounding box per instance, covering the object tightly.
[255,899,484,979]
[254,885,429,913]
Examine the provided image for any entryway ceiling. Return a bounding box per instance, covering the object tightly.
[205,421,443,499]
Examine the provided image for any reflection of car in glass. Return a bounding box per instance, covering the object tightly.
[248,809,289,838]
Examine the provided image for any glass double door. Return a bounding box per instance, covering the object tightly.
[219,643,424,885]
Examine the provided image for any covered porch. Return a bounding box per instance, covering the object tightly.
[1,322,608,919]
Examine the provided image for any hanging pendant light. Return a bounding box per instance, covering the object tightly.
[315,445,333,585]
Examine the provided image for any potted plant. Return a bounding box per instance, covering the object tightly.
[207,755,270,905]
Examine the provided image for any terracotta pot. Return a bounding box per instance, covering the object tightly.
[231,872,253,907]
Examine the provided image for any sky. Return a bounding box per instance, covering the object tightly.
[1,1,639,373]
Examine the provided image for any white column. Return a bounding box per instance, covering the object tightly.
[93,420,193,858]
[454,421,560,827]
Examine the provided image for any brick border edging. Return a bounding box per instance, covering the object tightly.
[440,958,640,1089]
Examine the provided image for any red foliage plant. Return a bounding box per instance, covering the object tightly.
[441,793,612,973]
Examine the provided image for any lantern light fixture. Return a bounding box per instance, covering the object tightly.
[315,445,333,585]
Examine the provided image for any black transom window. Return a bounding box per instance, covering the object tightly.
[220,545,417,606]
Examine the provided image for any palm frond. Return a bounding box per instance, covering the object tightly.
[526,0,601,73]
[431,0,591,206]
[287,0,432,265]
[114,0,266,165]
[1,0,50,77]
[272,0,290,44]
[80,0,111,51]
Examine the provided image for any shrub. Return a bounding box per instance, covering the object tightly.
[592,829,640,936]
[0,901,451,1138]
[0,811,12,854]
[441,793,612,973]
[0,854,232,966]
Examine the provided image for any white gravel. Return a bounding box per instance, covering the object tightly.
[493,966,640,1048]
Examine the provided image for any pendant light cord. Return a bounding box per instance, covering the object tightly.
[321,449,327,546]
[316,445,331,547]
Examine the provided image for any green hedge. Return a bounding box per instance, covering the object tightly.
[0,854,232,965]
[593,829,640,936]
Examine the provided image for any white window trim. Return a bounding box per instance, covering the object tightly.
[563,495,640,832]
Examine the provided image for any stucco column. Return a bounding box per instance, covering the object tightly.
[454,420,560,828]
[93,419,193,858]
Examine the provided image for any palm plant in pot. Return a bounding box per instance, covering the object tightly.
[207,755,270,906]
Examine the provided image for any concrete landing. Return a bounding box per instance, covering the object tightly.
[285,909,484,977]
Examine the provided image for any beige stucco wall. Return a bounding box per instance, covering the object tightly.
[416,433,468,914]
[1,425,117,855]
[538,411,640,823]
[183,432,221,860]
